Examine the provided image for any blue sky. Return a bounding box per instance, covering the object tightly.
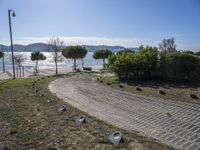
[0,0,200,50]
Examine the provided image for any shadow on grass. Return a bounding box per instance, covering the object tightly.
[121,79,200,90]
[0,79,13,87]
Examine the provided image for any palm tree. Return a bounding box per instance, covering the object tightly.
[31,51,46,75]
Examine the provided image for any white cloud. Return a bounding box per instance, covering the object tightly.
[1,36,146,47]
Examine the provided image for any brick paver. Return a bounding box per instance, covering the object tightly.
[49,75,200,150]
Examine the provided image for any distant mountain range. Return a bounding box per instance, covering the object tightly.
[0,43,138,52]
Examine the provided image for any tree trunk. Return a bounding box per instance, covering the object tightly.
[74,58,76,70]
[82,59,83,68]
[35,60,38,75]
[19,64,21,78]
[103,58,105,68]
[55,52,58,75]
[55,61,58,75]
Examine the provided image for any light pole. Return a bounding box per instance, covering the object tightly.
[8,9,16,79]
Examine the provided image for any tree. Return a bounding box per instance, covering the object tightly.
[182,50,194,55]
[117,49,135,55]
[0,48,5,73]
[0,51,4,58]
[14,54,25,67]
[31,51,46,75]
[48,37,64,75]
[195,51,200,56]
[14,54,25,77]
[62,46,88,70]
[159,38,176,52]
[93,49,113,68]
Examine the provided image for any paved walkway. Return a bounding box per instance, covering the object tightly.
[49,75,200,150]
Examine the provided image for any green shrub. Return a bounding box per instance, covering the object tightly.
[160,52,200,81]
[109,46,159,80]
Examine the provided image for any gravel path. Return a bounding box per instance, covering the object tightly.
[49,75,200,150]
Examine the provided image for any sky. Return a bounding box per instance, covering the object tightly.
[0,0,200,50]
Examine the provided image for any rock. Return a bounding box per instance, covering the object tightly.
[189,94,199,100]
[136,87,142,91]
[119,85,123,88]
[107,83,111,86]
[159,90,166,95]
[166,112,172,117]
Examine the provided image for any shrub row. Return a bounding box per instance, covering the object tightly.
[108,47,200,82]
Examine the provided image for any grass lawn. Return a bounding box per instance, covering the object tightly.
[0,73,174,150]
[98,74,200,104]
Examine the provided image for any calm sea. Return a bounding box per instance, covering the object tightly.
[0,52,104,70]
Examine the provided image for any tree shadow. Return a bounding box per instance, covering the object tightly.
[0,79,12,87]
[123,79,200,90]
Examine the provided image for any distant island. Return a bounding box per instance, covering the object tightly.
[0,43,138,52]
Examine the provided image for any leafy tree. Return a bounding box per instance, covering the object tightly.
[195,51,200,56]
[182,50,194,55]
[117,49,135,55]
[93,49,113,68]
[159,38,176,52]
[137,46,159,79]
[0,51,4,58]
[48,37,64,75]
[62,46,87,70]
[31,51,46,75]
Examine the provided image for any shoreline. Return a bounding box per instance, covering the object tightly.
[0,66,103,80]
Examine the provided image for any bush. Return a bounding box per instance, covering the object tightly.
[160,52,200,81]
[109,52,135,80]
[109,46,200,82]
[109,46,159,80]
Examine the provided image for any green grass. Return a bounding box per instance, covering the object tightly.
[0,74,174,149]
[98,75,200,104]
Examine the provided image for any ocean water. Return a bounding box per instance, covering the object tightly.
[0,52,104,70]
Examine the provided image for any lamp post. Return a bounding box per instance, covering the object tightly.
[8,9,16,79]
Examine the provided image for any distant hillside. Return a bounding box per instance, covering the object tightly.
[0,43,138,52]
